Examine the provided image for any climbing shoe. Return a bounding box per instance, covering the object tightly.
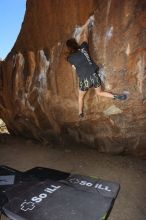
[114,94,127,100]
[79,113,84,118]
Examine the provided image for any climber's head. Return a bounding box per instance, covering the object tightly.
[66,38,80,53]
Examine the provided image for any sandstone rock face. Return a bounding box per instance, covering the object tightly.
[0,119,9,134]
[0,0,146,156]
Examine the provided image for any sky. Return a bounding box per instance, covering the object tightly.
[0,0,26,60]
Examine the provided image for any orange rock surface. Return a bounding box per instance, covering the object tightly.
[0,0,146,156]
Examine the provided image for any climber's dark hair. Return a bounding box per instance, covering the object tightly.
[66,38,80,60]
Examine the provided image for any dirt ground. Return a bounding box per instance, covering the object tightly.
[0,133,146,220]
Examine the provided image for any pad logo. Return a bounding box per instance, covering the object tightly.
[68,178,111,192]
[21,201,35,211]
[20,184,61,212]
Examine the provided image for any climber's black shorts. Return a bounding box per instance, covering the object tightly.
[79,73,101,91]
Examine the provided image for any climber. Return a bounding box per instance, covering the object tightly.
[66,16,127,118]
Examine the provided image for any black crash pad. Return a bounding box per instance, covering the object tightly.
[2,169,120,220]
[0,166,38,192]
[0,166,23,192]
[0,166,69,211]
[24,166,70,181]
[0,166,38,211]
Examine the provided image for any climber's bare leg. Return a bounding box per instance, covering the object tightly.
[95,86,114,98]
[79,90,87,115]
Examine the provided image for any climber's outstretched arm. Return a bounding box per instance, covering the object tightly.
[81,22,89,43]
[80,15,94,44]
[80,21,89,43]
